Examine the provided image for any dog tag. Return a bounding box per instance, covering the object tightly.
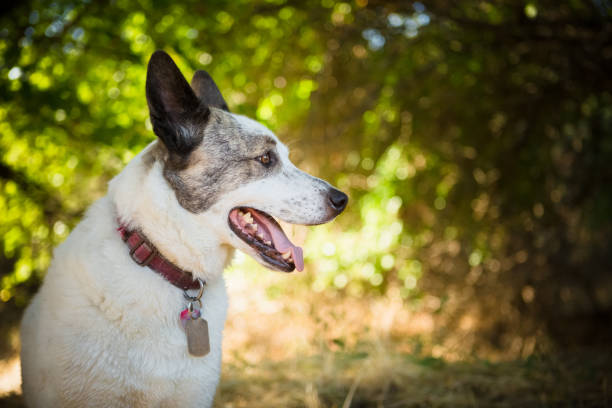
[180,281,209,357]
[185,317,210,357]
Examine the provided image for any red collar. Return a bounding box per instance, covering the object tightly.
[117,223,202,290]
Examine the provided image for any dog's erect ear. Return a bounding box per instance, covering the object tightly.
[191,70,229,112]
[146,50,209,155]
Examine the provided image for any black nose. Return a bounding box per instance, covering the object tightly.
[328,188,348,213]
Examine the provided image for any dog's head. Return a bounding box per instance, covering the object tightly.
[145,51,347,272]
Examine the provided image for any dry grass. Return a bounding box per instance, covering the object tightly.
[216,347,611,408]
[1,265,611,407]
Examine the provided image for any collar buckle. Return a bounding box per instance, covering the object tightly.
[129,237,157,267]
[117,220,203,291]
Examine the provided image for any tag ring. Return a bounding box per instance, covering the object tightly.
[183,278,205,302]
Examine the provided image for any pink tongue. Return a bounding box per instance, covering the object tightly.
[250,211,304,271]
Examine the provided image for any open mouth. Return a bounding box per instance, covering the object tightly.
[228,207,304,272]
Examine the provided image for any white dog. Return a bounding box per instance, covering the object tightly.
[20,50,347,407]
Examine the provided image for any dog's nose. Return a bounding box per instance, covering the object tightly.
[328,188,348,213]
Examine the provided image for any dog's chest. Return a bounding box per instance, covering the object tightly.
[72,285,227,405]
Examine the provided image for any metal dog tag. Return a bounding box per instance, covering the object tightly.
[185,317,210,357]
[180,279,209,357]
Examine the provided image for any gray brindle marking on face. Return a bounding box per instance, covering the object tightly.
[162,108,281,213]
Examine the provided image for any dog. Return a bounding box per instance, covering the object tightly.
[20,50,347,407]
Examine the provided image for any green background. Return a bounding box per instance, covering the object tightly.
[1,0,612,357]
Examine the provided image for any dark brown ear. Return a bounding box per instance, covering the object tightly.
[191,70,229,111]
[146,50,209,155]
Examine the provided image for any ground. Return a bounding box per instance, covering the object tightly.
[215,349,610,408]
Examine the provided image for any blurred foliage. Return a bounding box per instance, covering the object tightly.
[1,0,612,354]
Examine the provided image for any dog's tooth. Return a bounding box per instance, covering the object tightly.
[244,213,253,223]
[257,232,264,240]
[281,251,291,260]
[251,224,258,231]
[264,240,272,246]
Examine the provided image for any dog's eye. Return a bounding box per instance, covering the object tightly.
[256,151,273,167]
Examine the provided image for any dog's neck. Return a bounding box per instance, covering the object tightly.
[108,142,233,284]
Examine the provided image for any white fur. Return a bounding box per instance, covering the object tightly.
[20,114,336,407]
